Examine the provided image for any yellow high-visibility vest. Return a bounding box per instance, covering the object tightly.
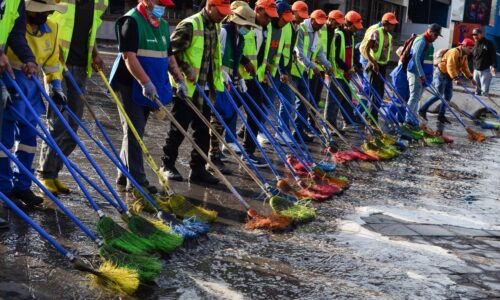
[0,0,21,52]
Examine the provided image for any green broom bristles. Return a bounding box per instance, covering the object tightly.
[156,194,218,224]
[127,215,184,254]
[424,136,445,146]
[270,196,316,223]
[99,244,162,282]
[97,216,155,255]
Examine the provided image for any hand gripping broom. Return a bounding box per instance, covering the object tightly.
[0,191,140,295]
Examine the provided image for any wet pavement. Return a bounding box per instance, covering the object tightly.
[0,51,499,299]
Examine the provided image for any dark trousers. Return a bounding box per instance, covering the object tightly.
[308,72,324,128]
[367,64,387,121]
[162,93,211,171]
[242,79,264,155]
[325,78,355,127]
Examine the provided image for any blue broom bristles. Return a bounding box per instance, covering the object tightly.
[182,218,210,235]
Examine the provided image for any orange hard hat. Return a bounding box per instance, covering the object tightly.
[345,10,363,29]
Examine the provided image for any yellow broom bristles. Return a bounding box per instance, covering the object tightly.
[90,261,140,295]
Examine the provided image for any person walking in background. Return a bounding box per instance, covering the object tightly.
[471,28,497,96]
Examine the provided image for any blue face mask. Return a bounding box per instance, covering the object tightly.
[151,5,165,18]
[238,27,250,36]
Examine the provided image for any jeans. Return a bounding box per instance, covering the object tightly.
[324,77,354,128]
[405,71,424,124]
[267,74,296,135]
[473,69,493,95]
[420,69,453,119]
[292,73,310,134]
[366,64,387,121]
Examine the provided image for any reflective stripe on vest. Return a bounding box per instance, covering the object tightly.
[332,29,354,78]
[49,0,108,77]
[281,23,292,68]
[291,23,322,78]
[170,12,224,97]
[239,28,258,80]
[0,0,20,52]
[371,27,392,65]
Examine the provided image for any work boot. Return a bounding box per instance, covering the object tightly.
[39,179,59,195]
[189,168,220,185]
[207,154,232,175]
[116,175,127,192]
[437,116,451,124]
[161,165,183,182]
[418,109,428,121]
[53,178,70,194]
[1,192,24,209]
[0,217,8,229]
[13,189,44,207]
[127,182,158,194]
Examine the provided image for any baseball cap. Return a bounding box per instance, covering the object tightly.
[328,10,345,25]
[472,28,482,35]
[158,0,175,7]
[208,0,233,16]
[345,10,363,29]
[292,1,309,19]
[25,0,67,13]
[311,9,327,25]
[381,12,398,24]
[256,0,279,18]
[461,38,475,47]
[277,1,294,22]
[428,23,442,36]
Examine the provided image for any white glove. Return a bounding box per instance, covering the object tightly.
[176,80,188,99]
[1,84,11,108]
[141,80,158,100]
[222,70,231,84]
[237,79,248,94]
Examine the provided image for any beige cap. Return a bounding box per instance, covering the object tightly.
[226,1,259,28]
[25,0,67,14]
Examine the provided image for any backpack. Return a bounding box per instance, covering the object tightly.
[433,48,449,66]
[399,33,418,68]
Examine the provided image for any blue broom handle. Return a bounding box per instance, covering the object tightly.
[63,68,125,167]
[0,141,101,244]
[427,84,467,127]
[376,72,420,123]
[293,65,333,140]
[0,191,74,260]
[459,82,499,118]
[4,73,103,214]
[362,73,409,122]
[31,76,126,213]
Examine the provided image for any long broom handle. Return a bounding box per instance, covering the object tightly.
[97,69,173,196]
[0,141,101,245]
[63,67,125,167]
[459,81,499,118]
[426,84,467,127]
[180,92,269,194]
[4,73,103,215]
[32,76,127,213]
[0,191,75,261]
[376,72,421,123]
[152,96,251,210]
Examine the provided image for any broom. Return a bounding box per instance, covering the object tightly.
[96,70,217,225]
[5,74,155,255]
[427,84,486,142]
[0,192,140,295]
[0,141,161,282]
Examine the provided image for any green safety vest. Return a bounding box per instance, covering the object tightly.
[280,23,293,71]
[0,0,20,52]
[359,23,380,60]
[370,27,392,64]
[49,0,108,77]
[332,29,354,78]
[239,27,258,80]
[170,12,224,98]
[291,22,323,78]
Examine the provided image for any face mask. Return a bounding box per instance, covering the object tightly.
[238,27,250,36]
[28,14,48,25]
[151,5,165,18]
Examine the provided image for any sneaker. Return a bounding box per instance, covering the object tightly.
[0,217,8,229]
[437,116,451,124]
[116,175,127,191]
[274,132,294,146]
[127,182,158,194]
[53,178,70,194]
[39,179,58,195]
[237,128,245,139]
[257,133,270,145]
[418,109,428,121]
[293,131,314,143]
[13,189,44,207]
[160,166,183,182]
[219,151,231,162]
[207,154,232,175]
[241,154,267,168]
[222,142,241,155]
[189,169,220,185]
[475,91,482,96]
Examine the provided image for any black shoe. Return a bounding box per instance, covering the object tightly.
[116,175,127,191]
[418,109,428,121]
[189,169,220,185]
[0,217,8,229]
[161,166,183,182]
[438,116,451,124]
[293,131,314,143]
[208,154,232,175]
[13,189,44,207]
[237,128,245,139]
[127,182,158,194]
[2,192,24,208]
[241,154,267,168]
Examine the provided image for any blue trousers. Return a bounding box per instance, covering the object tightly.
[420,70,453,119]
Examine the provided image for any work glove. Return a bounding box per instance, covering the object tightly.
[0,84,12,108]
[222,70,231,84]
[176,80,188,99]
[50,80,67,105]
[141,80,158,100]
[237,79,248,94]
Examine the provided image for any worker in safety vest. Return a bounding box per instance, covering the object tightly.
[0,0,37,228]
[275,0,308,139]
[325,10,363,130]
[109,0,182,194]
[161,0,232,185]
[236,0,278,168]
[362,12,398,122]
[37,0,108,194]
[2,0,67,209]
[216,1,258,159]
[291,9,332,143]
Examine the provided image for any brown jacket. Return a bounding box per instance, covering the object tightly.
[438,47,473,80]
